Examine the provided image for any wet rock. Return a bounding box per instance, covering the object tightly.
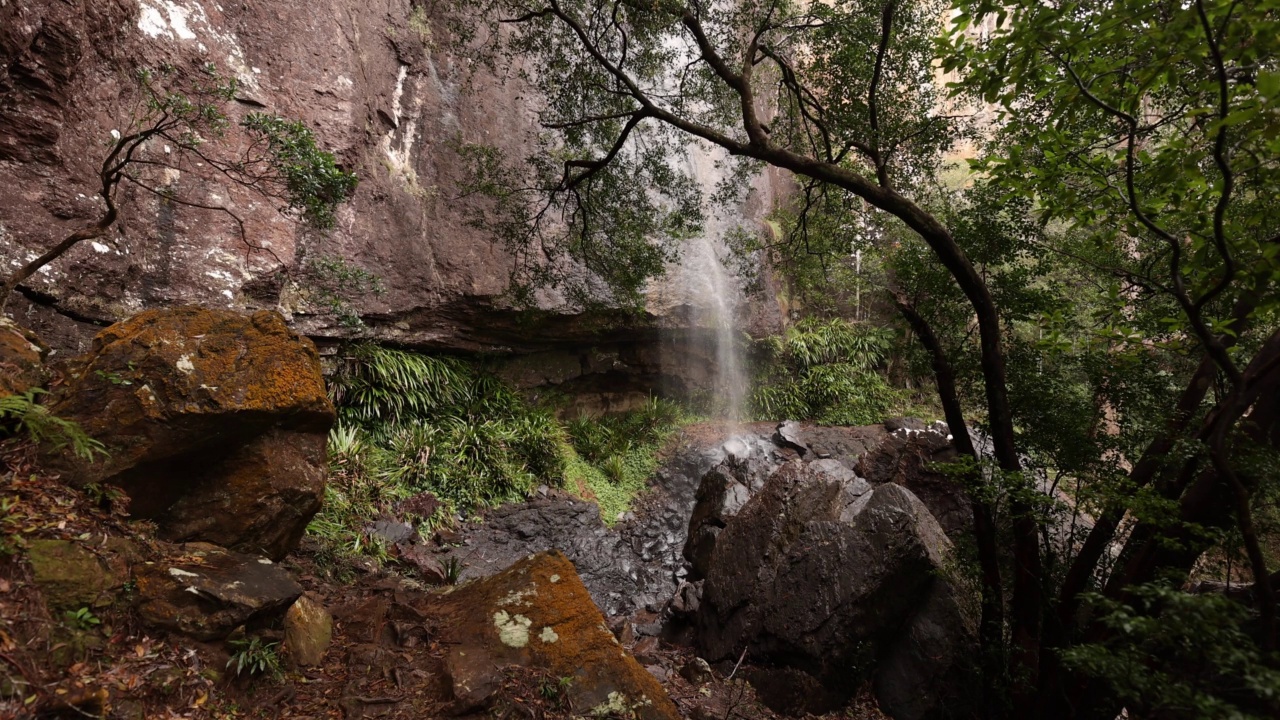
[284,594,333,667]
[367,518,417,545]
[695,461,976,718]
[773,420,807,454]
[669,581,702,617]
[135,542,303,640]
[434,551,679,719]
[0,319,47,396]
[49,307,334,559]
[684,460,765,580]
[26,539,116,609]
[436,426,783,617]
[856,422,970,539]
[874,580,979,720]
[884,417,928,433]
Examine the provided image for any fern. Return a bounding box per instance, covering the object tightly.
[0,389,106,461]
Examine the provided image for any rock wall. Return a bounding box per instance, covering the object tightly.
[0,0,786,401]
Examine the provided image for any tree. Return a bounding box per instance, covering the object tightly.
[0,62,358,312]
[459,0,1280,716]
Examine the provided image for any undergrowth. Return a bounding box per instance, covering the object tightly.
[0,389,106,461]
[748,318,901,425]
[308,344,693,568]
[564,398,690,523]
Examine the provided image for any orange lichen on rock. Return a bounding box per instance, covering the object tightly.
[49,306,332,483]
[44,306,333,559]
[435,551,680,719]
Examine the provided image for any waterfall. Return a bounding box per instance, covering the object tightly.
[652,142,749,422]
[680,227,746,422]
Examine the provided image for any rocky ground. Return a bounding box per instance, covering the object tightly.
[0,307,972,720]
[0,436,890,720]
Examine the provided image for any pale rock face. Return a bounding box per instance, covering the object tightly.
[0,0,784,398]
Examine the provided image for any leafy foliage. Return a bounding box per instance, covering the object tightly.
[226,636,282,679]
[300,255,385,327]
[749,319,899,425]
[564,397,691,523]
[241,113,359,230]
[0,390,106,462]
[63,607,101,631]
[312,345,693,566]
[325,344,567,514]
[1062,583,1280,719]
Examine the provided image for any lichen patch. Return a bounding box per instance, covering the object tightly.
[497,585,537,608]
[493,610,532,648]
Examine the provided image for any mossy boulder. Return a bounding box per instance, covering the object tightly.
[26,539,115,610]
[48,306,334,559]
[435,551,680,719]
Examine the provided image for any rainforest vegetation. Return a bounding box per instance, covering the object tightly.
[448,0,1280,717]
[0,0,1278,718]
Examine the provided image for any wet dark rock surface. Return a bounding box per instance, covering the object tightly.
[435,419,961,620]
[426,418,980,718]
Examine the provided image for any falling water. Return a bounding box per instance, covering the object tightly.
[654,142,749,422]
[679,226,746,422]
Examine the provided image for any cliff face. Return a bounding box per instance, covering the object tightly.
[0,0,783,402]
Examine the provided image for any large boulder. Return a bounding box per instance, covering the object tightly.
[695,460,977,719]
[157,428,327,560]
[433,550,680,719]
[682,458,764,580]
[856,421,971,539]
[48,307,333,559]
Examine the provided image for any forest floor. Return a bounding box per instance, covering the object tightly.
[0,440,889,720]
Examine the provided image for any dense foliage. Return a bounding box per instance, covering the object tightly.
[241,113,359,230]
[450,0,1280,716]
[0,389,105,462]
[749,318,900,425]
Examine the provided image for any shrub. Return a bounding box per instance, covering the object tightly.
[226,636,282,679]
[749,318,899,425]
[312,345,695,570]
[1061,583,1280,719]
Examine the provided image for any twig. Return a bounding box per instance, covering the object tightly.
[725,646,747,680]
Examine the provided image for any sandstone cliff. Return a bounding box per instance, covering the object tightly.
[0,0,784,403]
